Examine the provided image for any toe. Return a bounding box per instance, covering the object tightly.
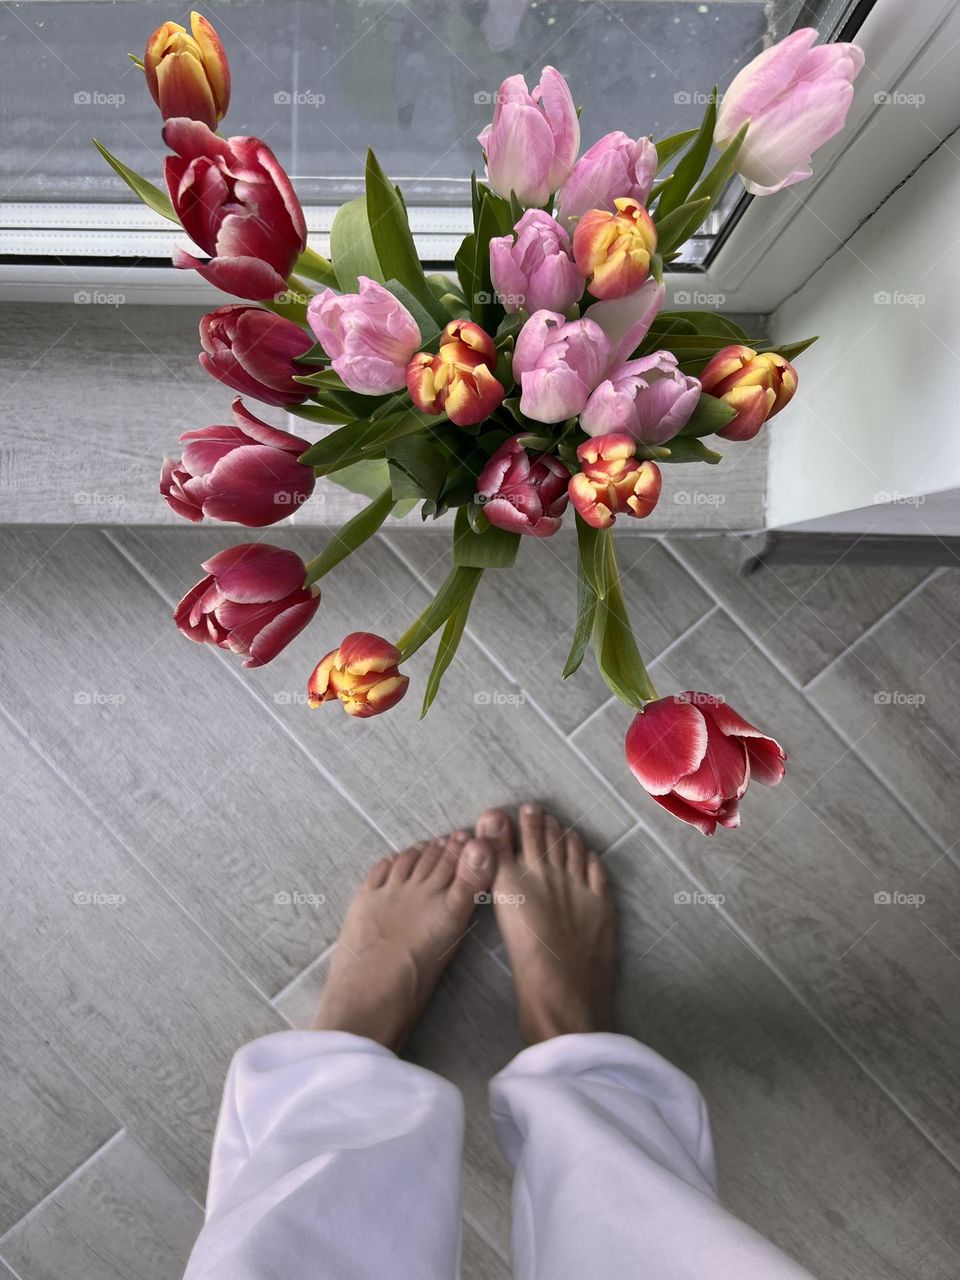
[566,829,587,879]
[544,814,566,868]
[392,842,428,882]
[429,832,468,889]
[587,852,608,896]
[519,802,546,868]
[447,837,495,910]
[412,838,445,881]
[476,808,516,864]
[366,856,393,889]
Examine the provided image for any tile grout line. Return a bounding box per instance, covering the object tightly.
[660,544,959,861]
[394,569,960,1179]
[803,565,946,693]
[271,940,337,1010]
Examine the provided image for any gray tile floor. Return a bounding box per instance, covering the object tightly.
[2,525,959,1279]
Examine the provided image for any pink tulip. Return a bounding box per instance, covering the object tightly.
[161,398,315,527]
[174,543,320,668]
[581,351,701,444]
[512,281,665,424]
[715,29,864,196]
[199,305,313,407]
[477,435,570,537]
[556,131,657,229]
[489,210,584,315]
[164,119,307,300]
[308,633,409,718]
[568,434,662,528]
[626,692,786,835]
[307,277,421,396]
[478,67,580,207]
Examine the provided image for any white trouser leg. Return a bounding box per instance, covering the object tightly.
[489,1032,816,1280]
[184,1030,465,1280]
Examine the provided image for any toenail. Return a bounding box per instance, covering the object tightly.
[453,829,470,841]
[481,813,504,831]
[521,803,540,815]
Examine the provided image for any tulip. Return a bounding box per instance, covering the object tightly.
[407,320,505,427]
[715,28,864,196]
[573,198,657,300]
[144,12,230,131]
[568,434,662,528]
[174,543,320,668]
[199,305,314,407]
[476,435,570,537]
[700,345,797,441]
[308,633,409,718]
[556,131,657,229]
[161,397,314,527]
[478,67,580,207]
[489,210,584,315]
[512,311,611,423]
[581,351,701,445]
[625,692,786,835]
[164,119,307,300]
[307,277,421,396]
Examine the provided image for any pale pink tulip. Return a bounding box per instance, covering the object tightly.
[488,210,583,315]
[478,67,580,206]
[307,278,421,396]
[556,131,657,229]
[581,351,701,444]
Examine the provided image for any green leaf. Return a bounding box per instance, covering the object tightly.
[287,402,357,427]
[365,149,448,324]
[294,341,329,367]
[396,564,483,660]
[678,392,737,438]
[324,457,393,499]
[660,437,723,464]
[387,435,448,504]
[759,335,819,363]
[689,121,748,207]
[590,533,657,707]
[330,196,383,292]
[420,574,481,717]
[302,488,396,587]
[575,513,607,599]
[93,140,177,222]
[653,127,699,173]
[654,91,717,219]
[455,233,479,314]
[453,505,520,568]
[562,558,599,679]
[299,408,437,475]
[472,192,505,330]
[294,247,339,289]
[651,311,750,341]
[654,196,711,256]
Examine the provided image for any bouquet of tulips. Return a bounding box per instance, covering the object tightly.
[96,14,862,834]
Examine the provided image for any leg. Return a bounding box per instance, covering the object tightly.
[184,832,495,1280]
[476,805,816,1280]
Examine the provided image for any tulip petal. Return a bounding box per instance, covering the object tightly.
[625,698,709,795]
[202,543,306,601]
[651,790,719,836]
[242,593,321,668]
[584,280,665,367]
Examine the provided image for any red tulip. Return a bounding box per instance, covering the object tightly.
[625,692,785,835]
[568,433,661,528]
[476,435,570,537]
[164,119,307,301]
[144,12,230,131]
[407,320,505,427]
[161,398,314,527]
[174,544,320,668]
[308,633,409,718]
[199,306,313,407]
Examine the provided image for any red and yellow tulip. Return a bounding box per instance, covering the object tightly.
[407,321,505,427]
[144,12,230,131]
[308,633,409,719]
[568,433,662,528]
[700,345,798,441]
[573,198,657,300]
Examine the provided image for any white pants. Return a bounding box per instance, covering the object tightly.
[184,1030,815,1279]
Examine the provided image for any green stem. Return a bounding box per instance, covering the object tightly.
[396,565,483,661]
[295,246,340,289]
[302,487,396,588]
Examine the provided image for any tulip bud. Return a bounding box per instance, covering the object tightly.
[199,306,314,407]
[174,544,320,668]
[568,434,661,528]
[573,198,657,301]
[308,633,409,718]
[407,320,505,427]
[580,351,701,445]
[476,435,570,537]
[477,67,580,207]
[625,691,786,835]
[307,278,421,396]
[700,345,798,442]
[161,398,315,527]
[556,131,658,230]
[488,210,584,315]
[144,12,230,131]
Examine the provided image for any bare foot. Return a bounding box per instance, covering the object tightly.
[313,831,495,1051]
[476,804,614,1045]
